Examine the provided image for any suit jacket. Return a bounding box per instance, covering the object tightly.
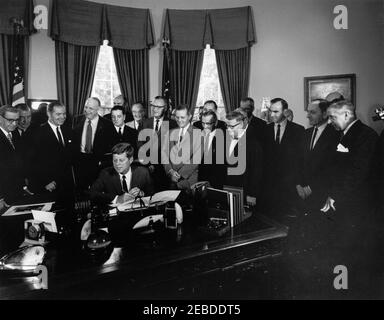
[300,124,340,199]
[90,165,154,204]
[163,124,201,189]
[264,121,305,193]
[30,122,74,192]
[73,116,115,159]
[127,120,143,131]
[111,125,138,155]
[330,120,378,209]
[225,131,263,198]
[247,116,267,149]
[0,130,24,202]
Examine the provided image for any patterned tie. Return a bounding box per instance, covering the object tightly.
[155,119,160,132]
[85,120,92,153]
[310,127,318,150]
[7,132,15,149]
[57,126,64,147]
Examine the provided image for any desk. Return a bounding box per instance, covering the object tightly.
[0,212,288,299]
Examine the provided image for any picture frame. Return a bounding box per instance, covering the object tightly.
[303,73,356,110]
[27,99,58,111]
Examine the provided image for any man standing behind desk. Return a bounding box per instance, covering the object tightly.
[90,143,154,206]
[73,97,115,191]
[30,102,74,206]
[0,105,24,203]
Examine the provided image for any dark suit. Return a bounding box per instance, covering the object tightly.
[90,164,154,205]
[247,116,267,149]
[299,124,340,207]
[0,130,24,203]
[198,129,227,189]
[140,116,178,191]
[73,116,115,190]
[112,125,138,157]
[263,121,305,217]
[225,131,263,200]
[30,123,74,205]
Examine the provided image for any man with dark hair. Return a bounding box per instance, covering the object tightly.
[104,95,133,122]
[110,105,138,155]
[225,110,263,206]
[296,99,339,209]
[240,97,267,148]
[0,105,24,203]
[31,102,48,126]
[163,105,201,190]
[198,109,227,188]
[141,96,177,191]
[73,97,115,190]
[90,142,153,205]
[263,97,305,219]
[127,102,145,131]
[30,102,74,205]
[193,100,226,131]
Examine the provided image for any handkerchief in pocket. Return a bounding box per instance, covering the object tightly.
[337,143,349,153]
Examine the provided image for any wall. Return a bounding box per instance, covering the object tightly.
[29,0,384,131]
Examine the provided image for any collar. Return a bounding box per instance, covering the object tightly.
[48,120,60,131]
[115,125,124,132]
[275,118,288,129]
[86,115,99,126]
[237,124,248,140]
[180,123,190,135]
[343,119,358,136]
[314,121,328,130]
[119,167,132,178]
[0,126,10,137]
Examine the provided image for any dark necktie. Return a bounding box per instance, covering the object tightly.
[85,120,92,153]
[179,129,184,144]
[119,127,122,137]
[57,127,64,147]
[155,119,160,132]
[7,132,15,149]
[122,175,128,193]
[310,127,318,150]
[275,124,281,144]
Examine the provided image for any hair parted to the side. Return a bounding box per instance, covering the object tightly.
[111,142,134,158]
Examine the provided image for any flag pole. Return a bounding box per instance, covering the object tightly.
[10,17,25,107]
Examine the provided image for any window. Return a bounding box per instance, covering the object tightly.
[91,41,121,114]
[194,45,225,121]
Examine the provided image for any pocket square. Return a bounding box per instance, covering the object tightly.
[337,143,349,153]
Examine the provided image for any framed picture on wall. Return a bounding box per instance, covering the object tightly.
[303,73,356,110]
[27,99,58,111]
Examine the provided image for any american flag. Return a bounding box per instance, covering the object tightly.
[11,35,25,106]
[162,37,173,115]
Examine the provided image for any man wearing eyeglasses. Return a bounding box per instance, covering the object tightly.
[0,105,24,204]
[198,110,226,188]
[140,96,177,191]
[225,110,263,207]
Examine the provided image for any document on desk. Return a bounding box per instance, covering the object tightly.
[1,202,54,217]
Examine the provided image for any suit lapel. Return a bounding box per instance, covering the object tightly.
[0,130,15,151]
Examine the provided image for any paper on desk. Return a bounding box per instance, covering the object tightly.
[149,190,180,204]
[117,197,150,211]
[1,202,54,217]
[32,210,58,233]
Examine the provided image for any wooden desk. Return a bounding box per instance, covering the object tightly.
[0,212,288,299]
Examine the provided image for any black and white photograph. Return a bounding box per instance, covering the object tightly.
[0,0,384,306]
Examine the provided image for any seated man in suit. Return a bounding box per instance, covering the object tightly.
[296,99,340,209]
[198,110,227,188]
[193,100,226,131]
[225,110,263,207]
[240,97,267,149]
[0,105,24,203]
[263,98,305,218]
[162,105,201,190]
[127,102,145,131]
[111,105,138,155]
[30,102,74,206]
[90,143,154,205]
[73,97,116,191]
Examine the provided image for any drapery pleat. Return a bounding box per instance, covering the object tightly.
[168,49,204,112]
[112,48,149,110]
[55,41,100,125]
[0,34,13,106]
[215,47,251,112]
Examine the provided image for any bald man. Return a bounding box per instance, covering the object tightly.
[73,97,115,190]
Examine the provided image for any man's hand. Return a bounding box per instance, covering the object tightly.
[128,187,144,198]
[45,181,57,192]
[296,185,306,199]
[321,196,336,213]
[246,196,257,207]
[169,169,180,183]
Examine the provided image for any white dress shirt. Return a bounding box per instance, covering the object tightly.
[274,118,288,142]
[81,116,99,153]
[204,129,216,151]
[310,121,328,149]
[229,125,248,155]
[114,125,125,135]
[47,120,65,145]
[153,117,164,131]
[112,168,132,204]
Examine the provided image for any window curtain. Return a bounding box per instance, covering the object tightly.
[162,6,256,113]
[0,0,35,106]
[55,41,100,125]
[215,47,251,112]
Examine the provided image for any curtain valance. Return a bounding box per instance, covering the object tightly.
[0,0,35,35]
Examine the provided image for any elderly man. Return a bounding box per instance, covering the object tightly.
[73,97,115,190]
[90,143,153,205]
[0,105,24,203]
[127,102,145,131]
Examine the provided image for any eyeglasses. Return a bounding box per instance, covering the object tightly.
[226,122,242,129]
[151,104,166,109]
[201,121,215,126]
[1,116,19,123]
